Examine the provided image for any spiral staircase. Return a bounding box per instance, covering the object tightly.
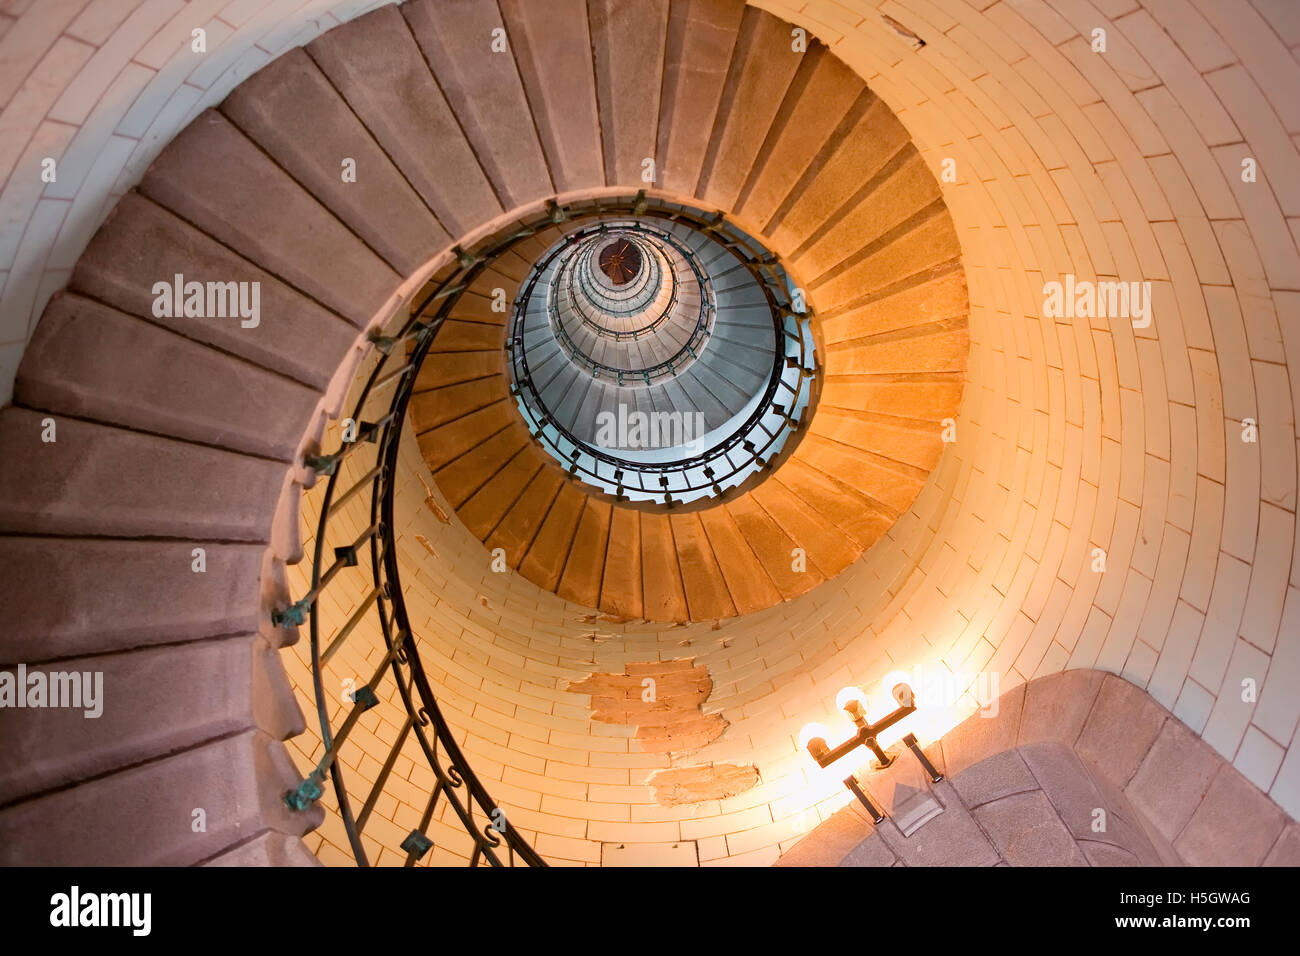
[0,0,967,866]
[2,0,1294,869]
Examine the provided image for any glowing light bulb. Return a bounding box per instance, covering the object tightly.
[882,669,913,702]
[799,722,829,750]
[892,681,916,708]
[799,722,830,757]
[836,685,869,718]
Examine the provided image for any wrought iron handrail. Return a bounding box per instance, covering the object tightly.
[274,192,816,866]
[276,264,552,868]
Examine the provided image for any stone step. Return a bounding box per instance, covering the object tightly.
[0,729,318,866]
[551,370,596,427]
[776,456,897,549]
[695,340,769,396]
[820,268,969,345]
[534,354,574,406]
[415,399,515,472]
[793,436,927,516]
[808,406,946,473]
[825,320,970,376]
[713,302,777,338]
[522,322,556,354]
[205,831,321,867]
[673,370,732,427]
[749,476,862,579]
[714,280,768,307]
[793,148,944,282]
[404,0,553,209]
[811,209,963,308]
[17,294,320,461]
[682,353,750,412]
[819,373,965,423]
[693,238,736,273]
[525,342,566,387]
[599,507,643,620]
[735,43,864,229]
[222,47,448,277]
[430,320,508,353]
[71,192,360,393]
[499,0,604,192]
[483,459,566,568]
[408,375,509,432]
[669,512,737,620]
[521,302,550,337]
[0,635,287,807]
[138,111,398,326]
[708,334,777,379]
[589,0,670,186]
[639,511,689,622]
[714,303,772,330]
[455,433,546,538]
[0,407,285,542]
[696,8,803,212]
[0,536,264,661]
[570,379,607,441]
[645,382,683,420]
[518,482,588,591]
[556,498,612,608]
[656,0,746,195]
[307,4,502,238]
[697,506,782,613]
[509,225,569,267]
[766,93,910,253]
[485,248,534,286]
[724,495,824,599]
[432,420,532,509]
[451,285,512,327]
[413,351,501,391]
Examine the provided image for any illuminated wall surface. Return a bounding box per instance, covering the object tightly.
[0,0,1299,868]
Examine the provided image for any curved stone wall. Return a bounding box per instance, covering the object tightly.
[760,0,1300,830]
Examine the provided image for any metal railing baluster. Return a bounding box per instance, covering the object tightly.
[402,784,443,867]
[320,585,381,665]
[326,465,383,517]
[283,629,407,812]
[272,524,378,627]
[356,714,415,832]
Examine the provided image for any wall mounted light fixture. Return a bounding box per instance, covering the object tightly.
[801,683,944,823]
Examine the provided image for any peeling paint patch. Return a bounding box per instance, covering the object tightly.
[650,763,761,806]
[574,612,637,625]
[567,658,727,753]
[417,474,451,523]
[567,659,761,807]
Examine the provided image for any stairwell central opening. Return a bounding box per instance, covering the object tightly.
[506,203,818,506]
